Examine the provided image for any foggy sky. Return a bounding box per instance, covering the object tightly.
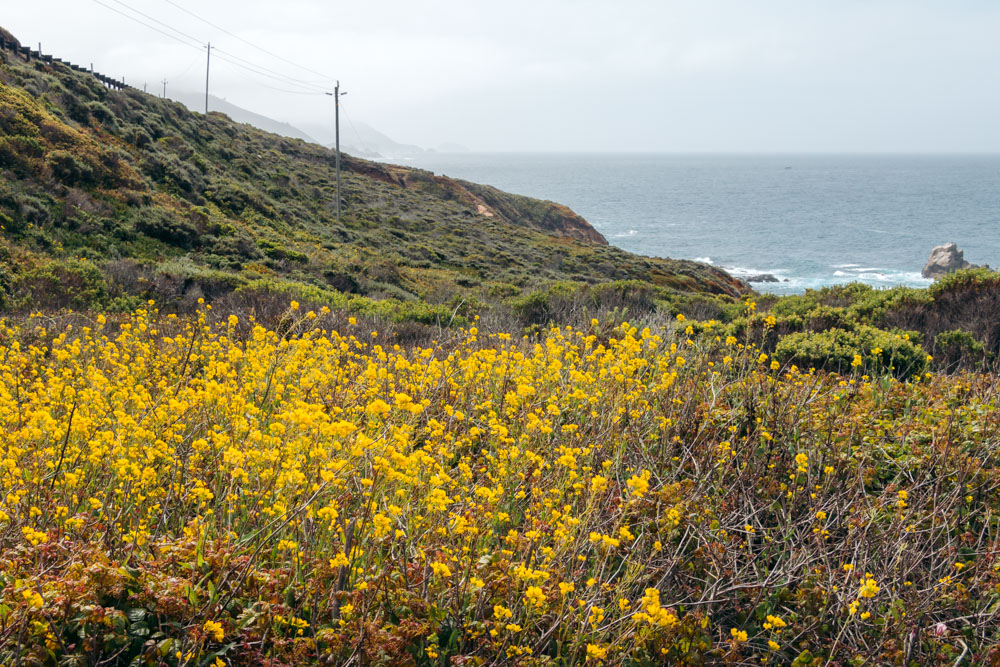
[5,1,1000,152]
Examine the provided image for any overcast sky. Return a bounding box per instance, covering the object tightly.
[5,1,1000,152]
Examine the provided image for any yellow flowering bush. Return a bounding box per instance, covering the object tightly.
[0,306,997,664]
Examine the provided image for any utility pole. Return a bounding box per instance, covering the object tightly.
[204,42,211,115]
[326,82,346,220]
[162,78,168,98]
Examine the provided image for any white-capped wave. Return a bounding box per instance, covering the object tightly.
[612,229,638,238]
[724,265,788,277]
[694,256,713,264]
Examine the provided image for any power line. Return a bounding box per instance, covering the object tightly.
[168,54,202,81]
[211,50,328,94]
[106,0,204,48]
[341,102,372,155]
[90,0,203,52]
[161,0,337,84]
[213,47,328,93]
[92,0,333,96]
[211,45,331,89]
[206,42,333,89]
[212,56,327,96]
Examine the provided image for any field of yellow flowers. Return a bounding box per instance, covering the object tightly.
[2,303,1000,665]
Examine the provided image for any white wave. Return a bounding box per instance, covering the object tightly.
[833,270,847,277]
[834,270,932,286]
[693,256,713,264]
[832,263,861,268]
[723,265,788,277]
[612,229,638,238]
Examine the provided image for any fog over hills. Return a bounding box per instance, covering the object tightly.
[172,92,318,144]
[303,120,471,159]
[174,92,468,159]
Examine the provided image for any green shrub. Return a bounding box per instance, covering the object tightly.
[0,135,44,173]
[204,180,275,218]
[0,189,51,232]
[231,278,461,327]
[933,329,987,372]
[151,259,247,305]
[775,325,927,378]
[46,149,96,186]
[11,258,107,311]
[846,285,928,321]
[0,245,13,310]
[258,239,308,264]
[141,151,204,196]
[512,282,578,326]
[86,101,117,128]
[133,208,200,249]
[323,266,360,294]
[928,267,1000,298]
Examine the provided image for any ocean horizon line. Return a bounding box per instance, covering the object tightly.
[406,150,1000,157]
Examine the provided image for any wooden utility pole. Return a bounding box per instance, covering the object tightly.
[326,82,346,220]
[162,78,168,98]
[204,42,211,114]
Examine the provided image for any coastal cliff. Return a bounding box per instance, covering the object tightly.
[342,156,607,245]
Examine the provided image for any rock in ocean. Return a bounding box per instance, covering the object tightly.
[744,274,780,283]
[922,243,973,279]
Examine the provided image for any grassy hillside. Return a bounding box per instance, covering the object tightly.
[0,39,745,325]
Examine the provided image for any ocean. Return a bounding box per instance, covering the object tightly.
[399,153,1000,295]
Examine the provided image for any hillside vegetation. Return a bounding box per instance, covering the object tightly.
[0,38,745,327]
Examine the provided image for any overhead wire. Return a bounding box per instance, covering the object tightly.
[161,0,337,84]
[213,56,328,96]
[92,0,334,95]
[90,0,204,52]
[92,0,340,140]
[167,54,202,81]
[212,47,329,93]
[105,0,204,48]
[341,102,372,155]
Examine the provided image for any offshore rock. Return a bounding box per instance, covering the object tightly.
[922,243,973,279]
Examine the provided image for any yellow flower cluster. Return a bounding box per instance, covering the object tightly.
[635,588,679,628]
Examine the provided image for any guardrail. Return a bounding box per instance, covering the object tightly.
[0,36,132,91]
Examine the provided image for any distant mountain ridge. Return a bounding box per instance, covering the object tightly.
[173,92,319,144]
[173,92,469,159]
[306,120,470,159]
